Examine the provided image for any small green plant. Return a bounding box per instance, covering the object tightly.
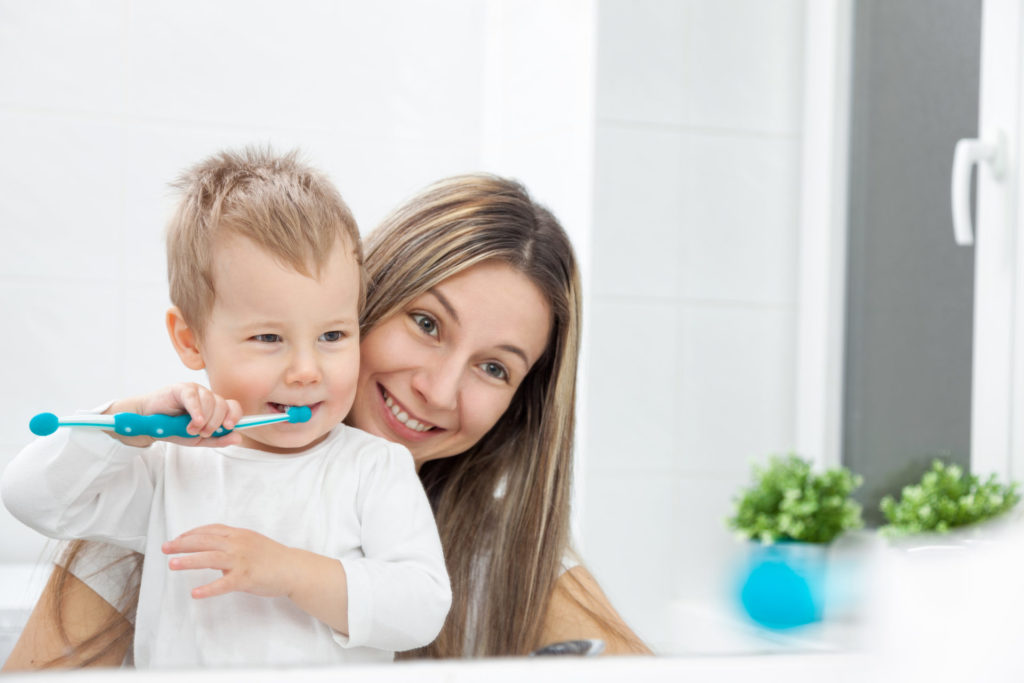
[879,460,1020,537]
[727,454,864,545]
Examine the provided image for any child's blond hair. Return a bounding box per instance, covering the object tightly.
[166,147,362,334]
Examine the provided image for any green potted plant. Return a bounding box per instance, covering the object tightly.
[726,454,864,629]
[879,459,1020,538]
[728,454,864,545]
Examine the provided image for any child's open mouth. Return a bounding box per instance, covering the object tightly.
[268,402,319,414]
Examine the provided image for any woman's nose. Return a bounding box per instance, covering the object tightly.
[411,356,460,411]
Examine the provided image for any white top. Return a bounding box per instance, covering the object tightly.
[63,544,581,661]
[1,424,451,668]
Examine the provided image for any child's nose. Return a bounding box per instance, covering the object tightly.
[285,348,321,385]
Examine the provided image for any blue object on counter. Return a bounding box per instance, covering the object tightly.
[738,542,827,629]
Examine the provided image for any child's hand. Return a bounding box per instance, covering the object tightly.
[162,524,297,599]
[105,383,244,447]
[164,524,352,633]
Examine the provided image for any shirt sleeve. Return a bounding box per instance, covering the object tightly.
[1,429,159,553]
[59,541,142,621]
[336,442,451,652]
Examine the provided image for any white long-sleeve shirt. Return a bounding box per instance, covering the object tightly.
[1,423,451,668]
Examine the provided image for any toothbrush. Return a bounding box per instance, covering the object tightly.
[29,406,312,439]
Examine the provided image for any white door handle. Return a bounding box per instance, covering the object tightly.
[951,131,1006,245]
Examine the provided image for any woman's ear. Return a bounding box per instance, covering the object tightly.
[166,306,205,371]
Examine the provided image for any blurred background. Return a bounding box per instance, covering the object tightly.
[3,0,1023,660]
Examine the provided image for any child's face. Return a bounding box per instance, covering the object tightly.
[195,234,361,453]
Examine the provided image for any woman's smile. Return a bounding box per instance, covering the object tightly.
[378,385,441,439]
[381,388,436,432]
[348,261,552,469]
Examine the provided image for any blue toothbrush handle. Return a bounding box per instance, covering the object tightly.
[112,413,231,439]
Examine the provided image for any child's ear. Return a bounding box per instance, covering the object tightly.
[166,306,205,371]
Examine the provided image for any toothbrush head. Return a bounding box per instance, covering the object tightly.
[286,406,312,424]
[30,412,60,437]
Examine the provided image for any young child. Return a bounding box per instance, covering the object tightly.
[1,148,451,668]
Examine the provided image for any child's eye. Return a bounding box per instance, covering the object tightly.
[319,330,345,343]
[480,361,509,382]
[410,313,438,338]
[252,334,282,343]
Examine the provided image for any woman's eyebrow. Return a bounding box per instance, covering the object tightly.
[426,288,531,368]
[426,288,460,324]
[499,344,530,369]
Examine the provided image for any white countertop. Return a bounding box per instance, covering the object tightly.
[3,652,872,683]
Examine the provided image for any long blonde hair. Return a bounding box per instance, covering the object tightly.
[363,174,581,657]
[49,173,582,662]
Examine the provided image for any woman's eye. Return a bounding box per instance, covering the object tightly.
[480,361,509,381]
[319,330,344,343]
[252,334,281,343]
[410,312,439,338]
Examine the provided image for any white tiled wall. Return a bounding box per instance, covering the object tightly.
[582,0,805,652]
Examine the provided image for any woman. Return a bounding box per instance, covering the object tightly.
[3,174,650,669]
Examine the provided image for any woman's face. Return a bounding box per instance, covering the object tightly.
[348,261,553,469]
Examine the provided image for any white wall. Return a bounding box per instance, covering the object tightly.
[582,0,805,652]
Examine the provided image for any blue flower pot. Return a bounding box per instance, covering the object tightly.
[737,541,828,629]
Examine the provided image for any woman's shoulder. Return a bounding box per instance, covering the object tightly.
[561,546,581,573]
[543,556,653,655]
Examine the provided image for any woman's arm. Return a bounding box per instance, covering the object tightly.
[2,567,130,670]
[538,565,653,656]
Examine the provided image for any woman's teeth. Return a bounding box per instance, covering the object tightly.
[384,392,434,432]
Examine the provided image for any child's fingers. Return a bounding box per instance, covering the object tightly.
[191,576,235,600]
[175,384,207,435]
[199,395,234,438]
[139,384,242,440]
[167,551,230,572]
[162,533,229,556]
[194,390,220,436]
[175,523,234,538]
[225,399,243,430]
[197,401,226,438]
[178,385,232,438]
